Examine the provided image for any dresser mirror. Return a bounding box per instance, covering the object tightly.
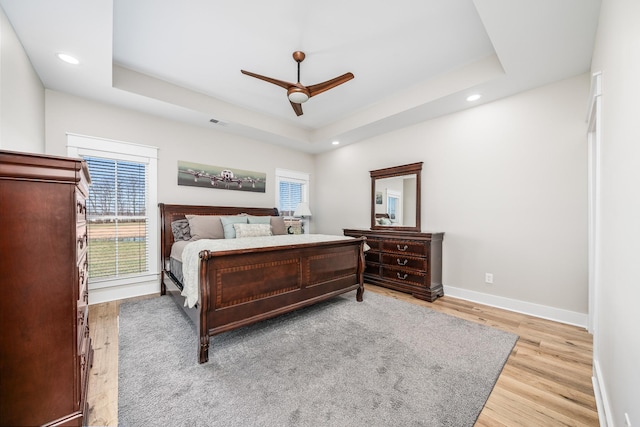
[370,162,422,232]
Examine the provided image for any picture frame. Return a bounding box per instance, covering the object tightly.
[177,160,266,193]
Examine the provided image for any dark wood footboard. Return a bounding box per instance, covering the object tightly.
[158,203,365,364]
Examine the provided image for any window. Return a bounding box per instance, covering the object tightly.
[275,168,309,217]
[387,189,402,223]
[84,157,148,279]
[67,134,158,288]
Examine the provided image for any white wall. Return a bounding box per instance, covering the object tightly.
[45,89,314,302]
[0,6,44,153]
[45,90,314,210]
[590,0,640,425]
[315,74,590,320]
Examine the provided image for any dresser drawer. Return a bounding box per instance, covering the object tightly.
[382,266,426,286]
[76,223,88,260]
[382,253,427,271]
[78,256,88,298]
[364,251,380,264]
[79,337,92,407]
[75,191,87,222]
[77,304,89,353]
[382,240,427,256]
[365,238,381,251]
[364,263,380,276]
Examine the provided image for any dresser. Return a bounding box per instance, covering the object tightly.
[0,151,92,426]
[343,229,444,302]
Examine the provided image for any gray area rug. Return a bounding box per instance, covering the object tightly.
[118,291,517,427]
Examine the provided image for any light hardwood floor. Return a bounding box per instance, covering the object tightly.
[86,284,599,426]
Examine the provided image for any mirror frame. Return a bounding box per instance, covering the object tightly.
[370,162,422,232]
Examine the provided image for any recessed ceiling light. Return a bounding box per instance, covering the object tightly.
[332,141,340,145]
[466,94,481,102]
[56,53,79,65]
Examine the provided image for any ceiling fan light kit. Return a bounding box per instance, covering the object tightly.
[241,51,354,116]
[287,88,310,104]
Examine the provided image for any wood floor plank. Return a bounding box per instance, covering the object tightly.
[500,364,597,411]
[85,284,598,426]
[86,300,119,427]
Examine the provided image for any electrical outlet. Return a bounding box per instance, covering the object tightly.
[485,273,494,284]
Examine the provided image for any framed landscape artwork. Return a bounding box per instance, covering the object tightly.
[177,161,266,193]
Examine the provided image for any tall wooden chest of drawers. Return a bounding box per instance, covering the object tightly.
[343,229,444,302]
[0,150,92,426]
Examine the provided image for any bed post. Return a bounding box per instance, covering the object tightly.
[159,203,167,295]
[356,238,366,302]
[198,250,211,364]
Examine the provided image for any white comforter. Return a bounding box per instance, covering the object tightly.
[180,234,361,308]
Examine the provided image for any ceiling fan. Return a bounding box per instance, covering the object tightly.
[241,51,354,117]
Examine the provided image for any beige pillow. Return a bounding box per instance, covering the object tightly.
[270,216,287,235]
[233,223,272,238]
[185,215,224,240]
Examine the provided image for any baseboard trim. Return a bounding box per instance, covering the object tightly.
[592,358,613,427]
[88,279,159,305]
[443,285,588,328]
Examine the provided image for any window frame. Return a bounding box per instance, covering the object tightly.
[67,133,159,290]
[275,168,310,218]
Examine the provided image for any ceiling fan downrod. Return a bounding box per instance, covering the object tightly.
[293,51,305,83]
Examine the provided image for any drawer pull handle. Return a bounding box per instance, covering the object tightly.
[397,259,408,266]
[397,244,409,251]
[397,272,408,280]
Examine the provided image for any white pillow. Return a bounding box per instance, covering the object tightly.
[233,223,272,238]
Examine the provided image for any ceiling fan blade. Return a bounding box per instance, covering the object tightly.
[307,72,354,98]
[290,101,303,116]
[240,70,295,90]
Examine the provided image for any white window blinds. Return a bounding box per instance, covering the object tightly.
[278,180,303,216]
[85,157,149,279]
[275,169,309,217]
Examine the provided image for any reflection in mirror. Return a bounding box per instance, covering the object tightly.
[371,162,422,232]
[374,175,417,227]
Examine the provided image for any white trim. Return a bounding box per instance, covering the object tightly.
[275,168,310,183]
[66,132,158,159]
[66,133,160,302]
[88,272,160,290]
[587,70,607,427]
[587,71,602,335]
[275,167,311,217]
[88,278,159,305]
[592,359,613,427]
[443,285,588,328]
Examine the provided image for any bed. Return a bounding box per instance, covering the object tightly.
[159,203,366,363]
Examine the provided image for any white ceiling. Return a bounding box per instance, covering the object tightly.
[1,0,601,153]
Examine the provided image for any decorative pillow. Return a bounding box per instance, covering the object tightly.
[270,216,287,235]
[220,216,249,239]
[379,217,392,225]
[284,218,303,235]
[247,215,271,224]
[170,219,192,241]
[185,215,224,241]
[233,223,272,238]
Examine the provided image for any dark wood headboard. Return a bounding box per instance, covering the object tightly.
[158,203,279,263]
